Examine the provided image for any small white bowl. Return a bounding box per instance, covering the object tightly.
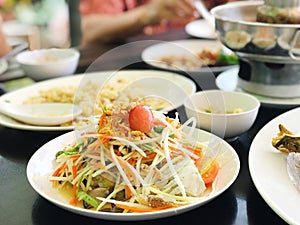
[16,48,80,81]
[184,90,260,139]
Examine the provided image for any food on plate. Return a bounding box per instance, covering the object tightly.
[158,48,238,70]
[224,31,252,49]
[23,85,77,105]
[272,124,300,192]
[158,54,202,70]
[22,77,171,126]
[272,124,300,153]
[49,103,221,213]
[287,152,300,192]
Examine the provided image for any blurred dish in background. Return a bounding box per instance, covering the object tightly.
[2,20,40,50]
[184,19,217,39]
[142,40,238,74]
[0,70,196,131]
[15,48,80,81]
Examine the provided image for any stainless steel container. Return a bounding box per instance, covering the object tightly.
[211,1,300,98]
[211,1,300,61]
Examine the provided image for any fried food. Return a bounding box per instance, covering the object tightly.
[272,124,300,153]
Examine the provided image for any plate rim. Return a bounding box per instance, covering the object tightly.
[249,106,300,225]
[26,128,240,221]
[0,70,196,131]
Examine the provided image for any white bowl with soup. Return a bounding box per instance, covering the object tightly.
[184,90,260,140]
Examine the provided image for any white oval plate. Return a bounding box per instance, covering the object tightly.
[185,19,217,39]
[249,107,300,225]
[216,67,300,108]
[0,70,196,131]
[27,128,240,221]
[141,40,238,74]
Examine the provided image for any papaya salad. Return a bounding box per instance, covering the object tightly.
[49,103,220,213]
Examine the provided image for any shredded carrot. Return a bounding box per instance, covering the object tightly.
[115,203,176,212]
[69,194,77,206]
[98,114,107,128]
[72,165,77,178]
[101,138,110,144]
[52,162,67,177]
[141,153,156,163]
[125,185,132,199]
[70,154,81,160]
[88,137,110,150]
[115,204,157,212]
[69,165,78,206]
[127,158,137,166]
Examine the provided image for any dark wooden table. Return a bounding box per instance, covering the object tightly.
[0,28,294,225]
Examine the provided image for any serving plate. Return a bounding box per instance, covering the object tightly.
[0,70,196,131]
[216,67,300,108]
[27,127,240,221]
[249,107,300,225]
[185,19,217,39]
[141,40,238,74]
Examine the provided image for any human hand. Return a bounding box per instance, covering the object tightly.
[144,0,199,25]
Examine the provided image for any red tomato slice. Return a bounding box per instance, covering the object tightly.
[201,160,219,185]
[129,105,154,133]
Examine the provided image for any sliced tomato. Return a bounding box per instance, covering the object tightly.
[201,160,219,185]
[129,105,154,133]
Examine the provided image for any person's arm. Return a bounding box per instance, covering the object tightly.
[81,0,197,44]
[0,17,11,57]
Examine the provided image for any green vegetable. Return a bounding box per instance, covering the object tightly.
[169,133,175,139]
[218,50,239,65]
[76,191,100,208]
[154,126,164,133]
[55,144,82,158]
[265,6,279,18]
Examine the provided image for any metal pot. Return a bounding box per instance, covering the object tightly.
[211,1,300,98]
[211,1,300,63]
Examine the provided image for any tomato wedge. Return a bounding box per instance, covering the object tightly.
[201,160,219,185]
[129,105,154,133]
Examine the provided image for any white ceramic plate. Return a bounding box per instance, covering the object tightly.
[27,128,240,221]
[216,67,300,108]
[249,107,300,225]
[0,70,196,131]
[141,40,238,74]
[185,19,217,39]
